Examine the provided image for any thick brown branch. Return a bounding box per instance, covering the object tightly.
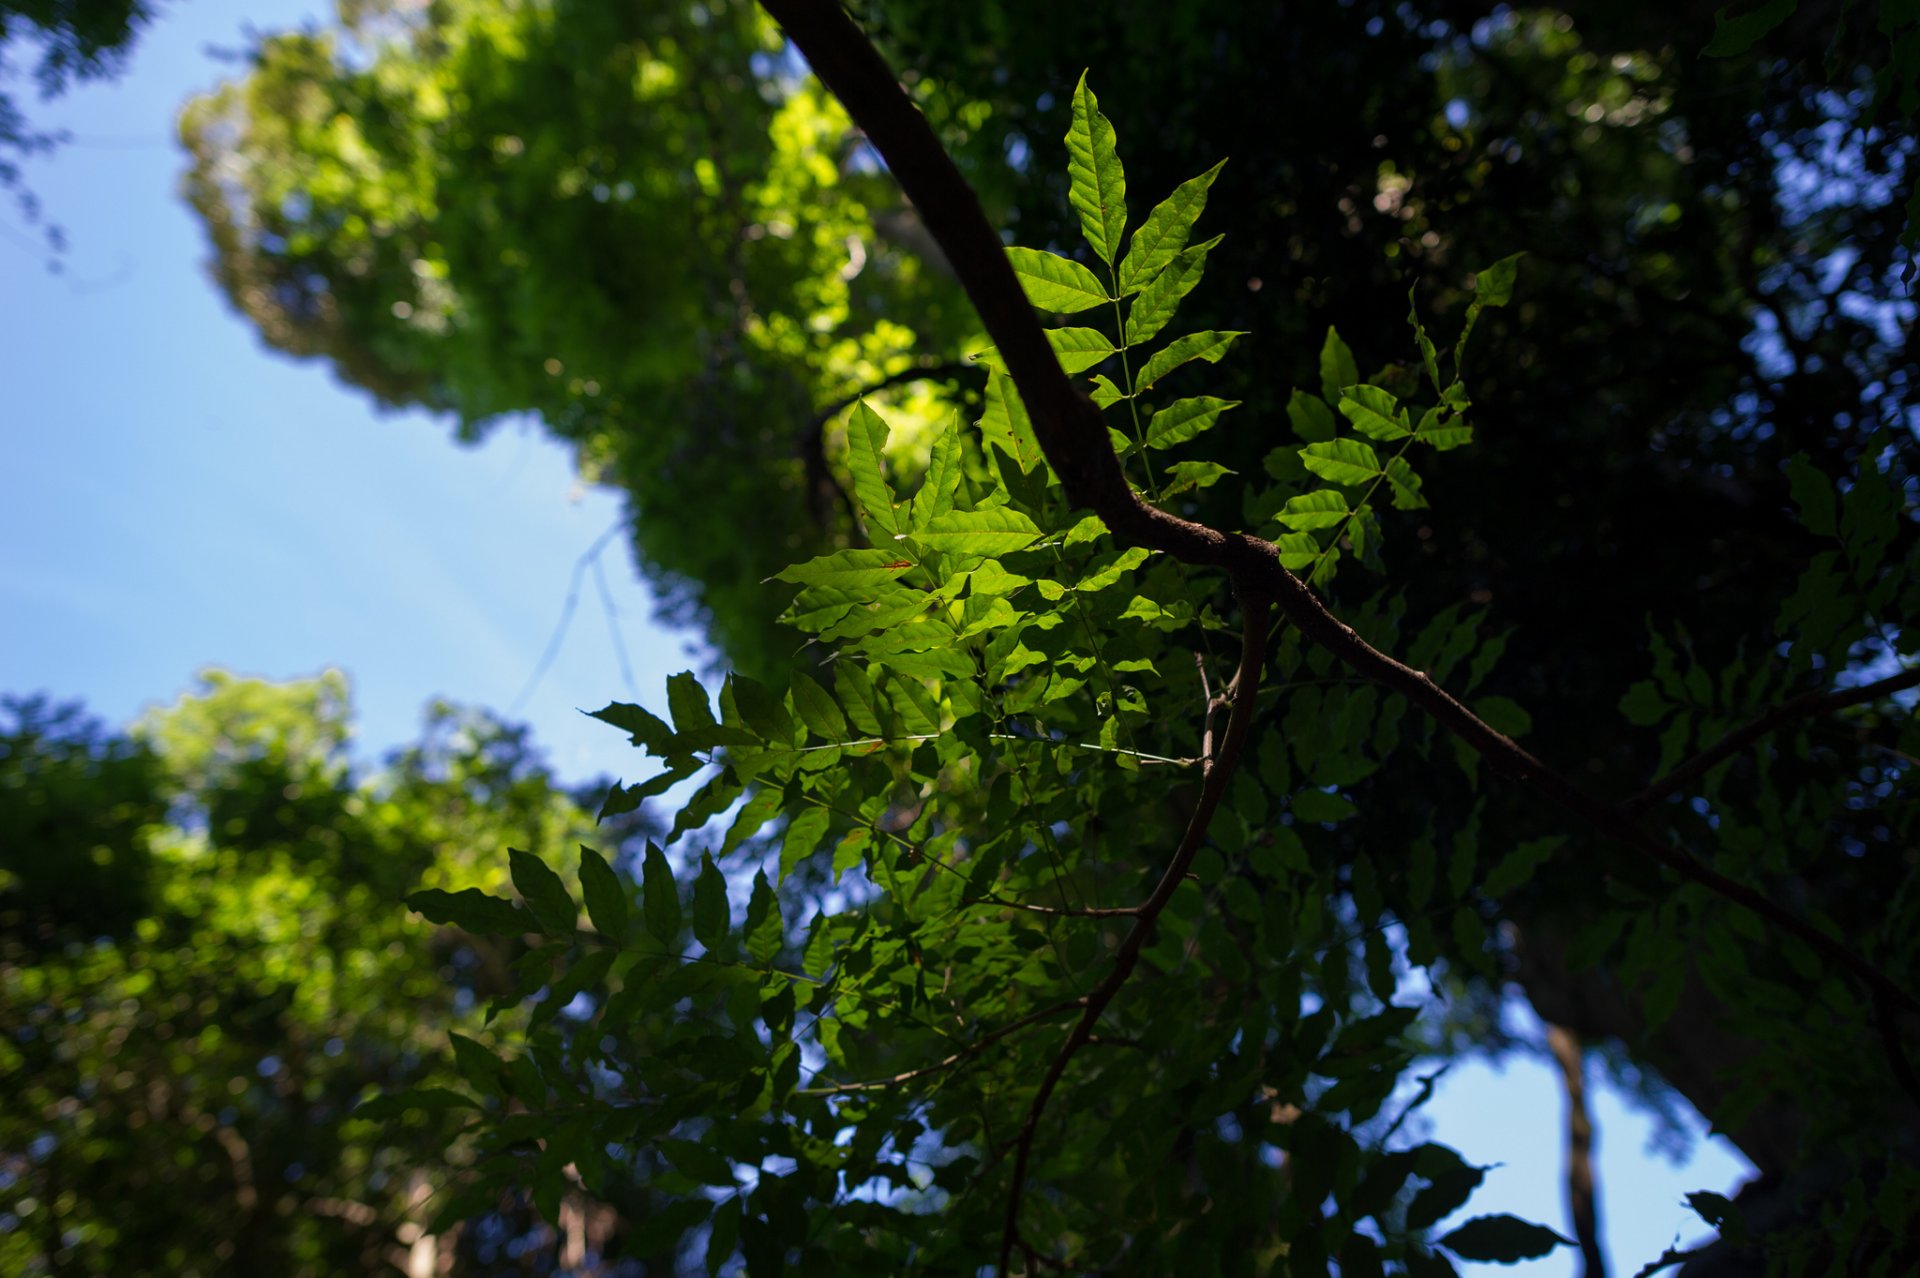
[1627,665,1920,810]
[755,0,1920,1021]
[1546,1024,1607,1278]
[996,590,1272,1275]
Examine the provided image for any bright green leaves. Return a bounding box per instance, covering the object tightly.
[1006,246,1110,312]
[1146,396,1237,449]
[1065,71,1127,266]
[978,369,1047,476]
[1277,490,1351,531]
[1125,236,1220,344]
[1339,386,1411,441]
[1119,159,1224,294]
[909,507,1044,556]
[1136,330,1245,390]
[846,401,899,539]
[1288,389,1338,442]
[775,548,916,591]
[789,671,847,741]
[1301,438,1383,486]
[1320,327,1359,403]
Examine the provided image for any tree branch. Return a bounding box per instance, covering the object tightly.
[796,996,1087,1096]
[1546,1024,1607,1278]
[755,0,1920,1023]
[995,588,1273,1275]
[1627,665,1920,810]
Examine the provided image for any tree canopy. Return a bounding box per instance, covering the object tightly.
[4,0,1917,1274]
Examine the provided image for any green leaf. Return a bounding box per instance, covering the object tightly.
[1126,235,1219,344]
[744,868,783,965]
[1338,385,1409,440]
[352,1087,480,1121]
[789,671,848,741]
[659,1139,738,1187]
[728,674,796,744]
[1161,460,1233,496]
[1482,836,1565,899]
[1473,695,1532,738]
[1288,390,1337,443]
[720,786,784,856]
[1006,245,1110,313]
[586,701,678,757]
[1620,680,1670,726]
[641,841,681,944]
[978,369,1045,475]
[1437,1215,1569,1263]
[910,417,964,526]
[1276,532,1320,569]
[1406,1147,1486,1229]
[406,887,527,936]
[1293,789,1356,823]
[846,401,898,538]
[1145,395,1238,449]
[1785,452,1838,537]
[1471,253,1523,307]
[1319,327,1359,404]
[910,507,1044,556]
[578,845,628,939]
[1136,330,1245,390]
[448,1033,505,1095]
[1385,456,1427,510]
[773,548,916,591]
[1704,0,1795,56]
[1277,490,1350,531]
[692,851,729,949]
[1119,159,1225,293]
[835,663,886,736]
[780,805,832,882]
[1047,326,1117,372]
[666,671,717,739]
[1089,373,1127,407]
[509,848,577,937]
[1065,70,1128,266]
[1300,438,1382,485]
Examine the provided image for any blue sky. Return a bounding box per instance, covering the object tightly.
[0,2,1751,1271]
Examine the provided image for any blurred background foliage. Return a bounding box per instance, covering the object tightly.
[0,675,663,1274]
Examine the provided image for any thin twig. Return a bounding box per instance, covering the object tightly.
[510,522,626,715]
[796,996,1086,1096]
[1626,665,1920,810]
[994,589,1273,1275]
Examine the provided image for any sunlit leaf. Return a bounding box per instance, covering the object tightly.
[1065,70,1128,265]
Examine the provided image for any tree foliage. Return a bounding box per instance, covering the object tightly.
[374,33,1920,1273]
[0,674,664,1276]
